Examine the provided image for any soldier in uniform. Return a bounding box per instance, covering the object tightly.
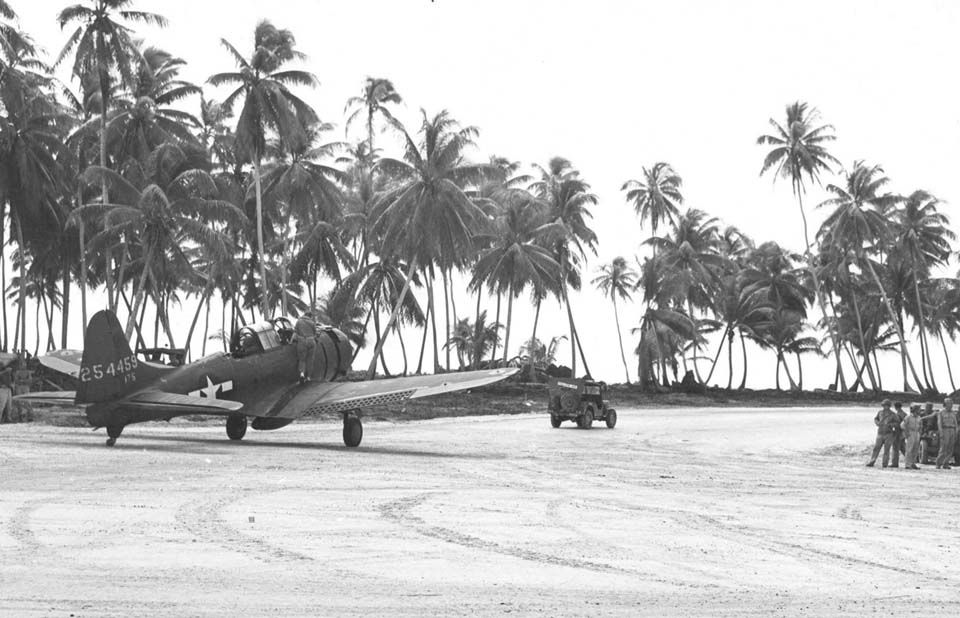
[935,397,958,470]
[901,404,923,470]
[866,399,900,468]
[890,401,906,467]
[294,310,317,384]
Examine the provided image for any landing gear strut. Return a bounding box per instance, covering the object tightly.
[226,414,247,440]
[106,425,123,447]
[342,412,362,447]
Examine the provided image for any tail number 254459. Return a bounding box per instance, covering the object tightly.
[79,355,138,384]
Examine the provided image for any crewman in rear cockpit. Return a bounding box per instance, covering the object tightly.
[294,310,317,384]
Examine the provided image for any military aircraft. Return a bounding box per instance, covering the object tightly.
[18,310,518,447]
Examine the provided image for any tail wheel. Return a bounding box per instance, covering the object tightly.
[550,415,561,428]
[343,413,363,447]
[578,404,594,430]
[226,414,247,441]
[605,408,618,429]
[106,424,123,447]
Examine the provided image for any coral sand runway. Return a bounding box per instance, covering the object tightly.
[1,407,958,616]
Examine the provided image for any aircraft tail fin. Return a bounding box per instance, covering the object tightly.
[75,310,166,404]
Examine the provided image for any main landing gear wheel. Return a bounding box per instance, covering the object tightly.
[226,414,247,441]
[605,408,618,429]
[550,415,562,428]
[106,425,123,447]
[343,413,363,447]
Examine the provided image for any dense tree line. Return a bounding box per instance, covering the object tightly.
[0,1,956,394]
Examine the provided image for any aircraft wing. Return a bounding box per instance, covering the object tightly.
[13,391,78,404]
[126,391,244,414]
[258,368,519,420]
[38,349,84,378]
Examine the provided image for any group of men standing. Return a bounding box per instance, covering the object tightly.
[867,397,958,469]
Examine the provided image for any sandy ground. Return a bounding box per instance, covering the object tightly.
[2,406,959,617]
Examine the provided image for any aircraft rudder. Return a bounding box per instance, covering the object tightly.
[76,310,142,404]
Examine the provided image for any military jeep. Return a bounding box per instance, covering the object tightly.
[547,378,617,429]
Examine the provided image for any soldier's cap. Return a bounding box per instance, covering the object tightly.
[881,398,892,406]
[910,404,921,412]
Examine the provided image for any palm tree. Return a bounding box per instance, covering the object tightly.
[365,110,493,378]
[622,162,683,239]
[344,77,401,154]
[0,48,69,356]
[75,143,245,341]
[530,157,598,377]
[0,1,33,69]
[208,20,318,319]
[645,209,724,381]
[895,190,954,392]
[757,101,845,389]
[592,257,637,383]
[470,196,560,365]
[57,0,168,312]
[818,161,923,391]
[444,311,501,370]
[106,44,201,163]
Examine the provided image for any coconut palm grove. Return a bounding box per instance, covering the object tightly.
[1,0,958,394]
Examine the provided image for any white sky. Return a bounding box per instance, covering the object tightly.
[12,0,960,388]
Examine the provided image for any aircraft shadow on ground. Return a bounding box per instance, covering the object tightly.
[21,432,498,460]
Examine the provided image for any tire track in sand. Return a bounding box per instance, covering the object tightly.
[377,491,707,589]
[174,489,314,564]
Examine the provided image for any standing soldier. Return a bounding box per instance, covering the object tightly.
[891,401,906,467]
[294,310,318,384]
[902,404,923,470]
[866,399,900,468]
[935,397,958,470]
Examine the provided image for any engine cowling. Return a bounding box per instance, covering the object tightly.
[314,327,353,381]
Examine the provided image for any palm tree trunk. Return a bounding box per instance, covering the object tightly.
[15,213,26,356]
[502,285,514,363]
[124,245,155,339]
[705,325,729,384]
[253,157,270,319]
[61,261,70,349]
[567,297,591,378]
[865,259,923,391]
[795,351,804,390]
[365,257,419,379]
[796,186,846,392]
[1,202,7,351]
[184,285,213,362]
[442,268,451,371]
[527,297,542,381]
[489,292,501,364]
[99,97,116,314]
[473,287,482,369]
[775,351,782,390]
[738,330,749,390]
[687,299,703,383]
[612,296,630,384]
[849,290,878,391]
[416,294,430,374]
[726,329,735,390]
[202,297,211,356]
[398,325,408,376]
[428,270,439,373]
[939,331,957,393]
[781,351,798,391]
[913,277,937,393]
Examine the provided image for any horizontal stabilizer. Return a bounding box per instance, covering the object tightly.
[38,350,84,378]
[13,391,77,404]
[127,391,244,414]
